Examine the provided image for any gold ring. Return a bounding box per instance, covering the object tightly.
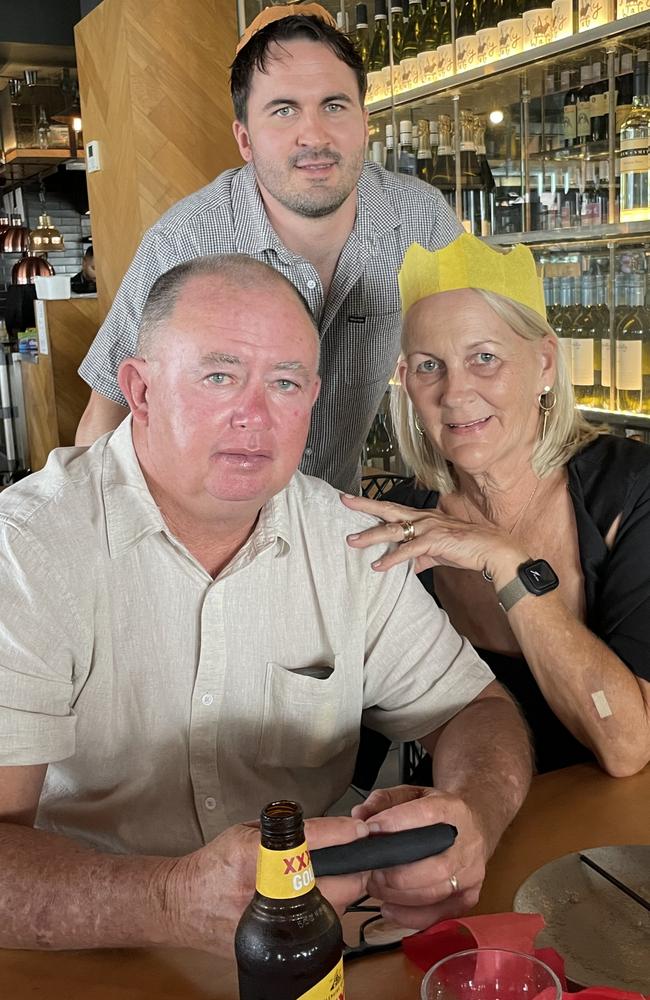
[448,873,459,893]
[400,520,416,544]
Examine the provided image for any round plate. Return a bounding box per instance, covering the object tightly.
[513,845,650,992]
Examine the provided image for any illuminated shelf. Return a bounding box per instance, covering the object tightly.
[578,405,650,429]
[366,9,650,114]
[486,221,650,248]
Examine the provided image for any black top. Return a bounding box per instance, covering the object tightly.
[383,435,650,773]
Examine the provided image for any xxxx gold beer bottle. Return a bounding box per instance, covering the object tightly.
[235,801,344,1000]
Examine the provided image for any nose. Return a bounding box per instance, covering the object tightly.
[439,363,476,407]
[296,109,331,148]
[231,383,272,431]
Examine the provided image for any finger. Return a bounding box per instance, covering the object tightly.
[318,871,369,915]
[346,521,406,549]
[382,888,480,930]
[369,537,439,571]
[368,853,485,904]
[351,785,431,822]
[304,816,369,850]
[340,494,413,522]
[352,787,444,831]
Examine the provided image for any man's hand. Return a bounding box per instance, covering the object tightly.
[163,816,370,955]
[351,785,487,929]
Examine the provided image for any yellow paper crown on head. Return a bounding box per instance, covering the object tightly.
[398,234,546,319]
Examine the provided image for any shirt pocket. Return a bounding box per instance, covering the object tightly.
[255,657,354,769]
[341,311,402,386]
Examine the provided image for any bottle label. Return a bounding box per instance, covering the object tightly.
[616,340,642,391]
[619,135,650,175]
[400,57,420,90]
[560,336,573,374]
[366,70,384,103]
[297,958,345,1000]
[577,100,591,137]
[256,841,316,899]
[572,338,594,385]
[563,105,577,140]
[602,339,611,387]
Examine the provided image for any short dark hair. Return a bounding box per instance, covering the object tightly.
[230,15,366,123]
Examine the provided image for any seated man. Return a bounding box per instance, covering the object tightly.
[0,255,532,955]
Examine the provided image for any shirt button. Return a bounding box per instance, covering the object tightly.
[201,693,214,706]
[306,279,317,289]
[304,447,313,457]
[205,797,217,811]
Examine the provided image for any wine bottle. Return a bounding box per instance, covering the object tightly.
[619,50,650,223]
[384,123,397,172]
[353,3,370,68]
[398,119,417,175]
[368,0,390,71]
[616,273,646,413]
[436,0,452,45]
[389,0,406,63]
[554,276,578,381]
[562,69,578,149]
[431,113,455,201]
[580,162,601,226]
[588,60,606,143]
[596,275,611,409]
[401,0,424,57]
[456,0,476,37]
[420,0,437,52]
[415,119,434,183]
[576,64,593,146]
[572,274,601,407]
[616,52,635,136]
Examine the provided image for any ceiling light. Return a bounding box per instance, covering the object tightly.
[29,215,65,253]
[489,109,504,125]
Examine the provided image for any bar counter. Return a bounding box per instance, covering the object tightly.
[2,762,649,999]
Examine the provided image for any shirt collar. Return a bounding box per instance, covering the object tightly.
[102,416,294,561]
[233,162,400,258]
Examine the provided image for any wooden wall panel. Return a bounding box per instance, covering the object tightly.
[75,0,240,325]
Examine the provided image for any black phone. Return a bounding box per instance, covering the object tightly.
[311,822,457,876]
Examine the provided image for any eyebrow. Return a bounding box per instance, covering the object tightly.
[261,94,354,113]
[198,353,311,376]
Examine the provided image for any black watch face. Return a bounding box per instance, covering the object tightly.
[521,559,559,595]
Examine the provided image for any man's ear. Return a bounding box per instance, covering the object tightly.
[118,358,150,424]
[233,119,253,163]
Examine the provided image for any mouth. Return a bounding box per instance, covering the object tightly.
[445,416,492,432]
[294,160,338,173]
[215,450,272,468]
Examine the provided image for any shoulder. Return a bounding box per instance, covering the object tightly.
[359,162,462,242]
[148,168,242,239]
[569,434,650,509]
[283,472,383,535]
[0,440,106,538]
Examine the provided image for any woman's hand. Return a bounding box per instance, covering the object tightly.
[341,493,528,583]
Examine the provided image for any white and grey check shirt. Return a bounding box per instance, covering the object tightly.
[79,162,462,491]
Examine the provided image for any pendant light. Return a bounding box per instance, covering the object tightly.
[28,179,65,253]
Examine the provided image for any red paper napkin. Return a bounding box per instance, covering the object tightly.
[401,912,648,1000]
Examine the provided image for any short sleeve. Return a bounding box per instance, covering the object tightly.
[361,560,494,741]
[595,472,650,681]
[427,188,464,249]
[0,521,84,764]
[78,228,177,405]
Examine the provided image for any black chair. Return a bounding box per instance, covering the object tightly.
[361,472,407,500]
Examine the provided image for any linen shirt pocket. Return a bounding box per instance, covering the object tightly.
[342,311,402,386]
[255,657,353,768]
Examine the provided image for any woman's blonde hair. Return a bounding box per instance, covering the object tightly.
[391,288,601,494]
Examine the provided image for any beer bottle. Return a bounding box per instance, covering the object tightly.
[235,801,345,1000]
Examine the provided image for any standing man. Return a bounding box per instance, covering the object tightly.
[76,4,462,491]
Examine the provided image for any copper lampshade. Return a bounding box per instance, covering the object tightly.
[11,252,55,285]
[1,221,29,254]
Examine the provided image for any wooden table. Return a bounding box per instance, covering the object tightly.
[2,763,649,998]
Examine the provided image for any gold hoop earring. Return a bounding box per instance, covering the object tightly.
[414,414,425,437]
[538,385,557,442]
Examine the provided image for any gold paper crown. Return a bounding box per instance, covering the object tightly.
[398,235,546,319]
[235,3,337,55]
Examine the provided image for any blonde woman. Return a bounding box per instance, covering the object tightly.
[344,239,650,777]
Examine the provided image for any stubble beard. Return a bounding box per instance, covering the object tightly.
[252,146,365,219]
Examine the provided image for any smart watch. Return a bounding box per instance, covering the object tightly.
[497,559,559,613]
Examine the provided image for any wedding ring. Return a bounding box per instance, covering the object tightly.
[400,520,416,544]
[448,873,459,893]
[482,567,493,583]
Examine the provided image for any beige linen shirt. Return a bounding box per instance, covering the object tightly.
[0,418,493,857]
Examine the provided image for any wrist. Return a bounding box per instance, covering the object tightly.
[147,855,194,947]
[484,546,530,593]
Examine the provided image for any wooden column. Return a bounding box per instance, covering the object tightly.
[74,0,240,323]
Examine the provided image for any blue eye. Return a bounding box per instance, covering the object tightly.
[476,352,497,364]
[207,373,231,385]
[415,359,441,373]
[275,106,295,118]
[276,379,299,392]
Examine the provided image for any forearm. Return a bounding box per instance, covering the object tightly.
[424,691,532,858]
[0,822,180,950]
[507,592,650,776]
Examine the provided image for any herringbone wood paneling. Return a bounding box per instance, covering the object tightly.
[75,0,240,323]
